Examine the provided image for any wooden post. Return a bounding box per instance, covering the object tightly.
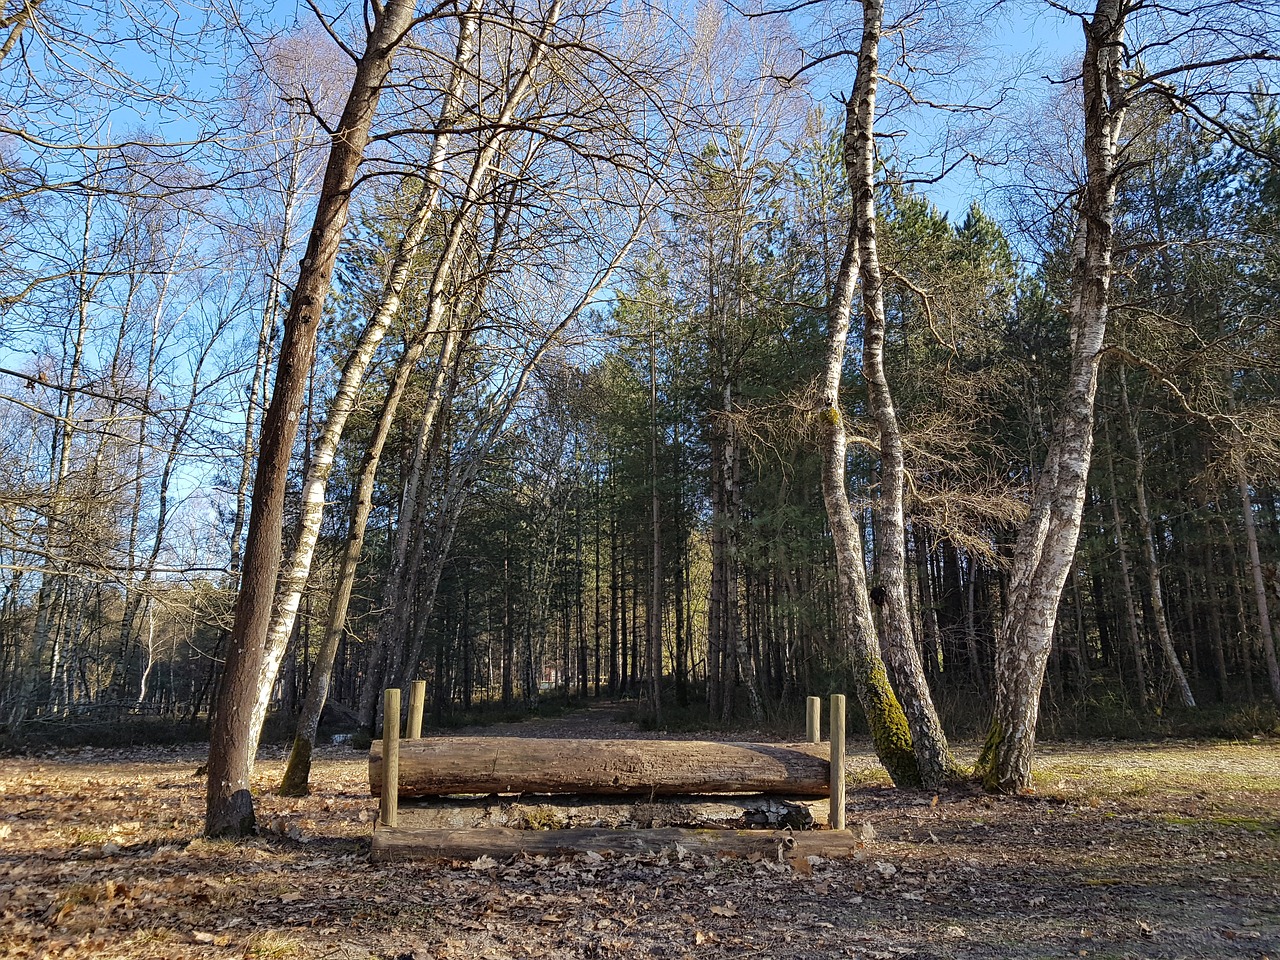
[805,696,821,744]
[381,688,400,828]
[407,679,426,740]
[829,693,846,830]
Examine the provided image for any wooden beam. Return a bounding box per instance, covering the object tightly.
[369,738,832,798]
[393,794,830,831]
[407,680,426,739]
[370,825,861,862]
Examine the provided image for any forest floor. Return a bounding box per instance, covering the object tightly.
[1,705,1278,960]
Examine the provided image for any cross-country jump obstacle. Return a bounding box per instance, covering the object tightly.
[369,685,857,863]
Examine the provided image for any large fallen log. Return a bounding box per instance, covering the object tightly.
[369,737,832,798]
[370,824,859,862]
[394,794,830,831]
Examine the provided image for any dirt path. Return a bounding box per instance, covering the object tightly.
[1,709,1277,959]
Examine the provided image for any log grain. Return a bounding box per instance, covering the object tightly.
[370,824,860,862]
[368,737,832,798]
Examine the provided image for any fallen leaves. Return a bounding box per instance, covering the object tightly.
[2,738,1278,960]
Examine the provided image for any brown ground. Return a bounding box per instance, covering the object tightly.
[1,706,1277,960]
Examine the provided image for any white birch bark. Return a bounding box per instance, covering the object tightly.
[812,0,919,786]
[244,2,484,754]
[353,0,568,728]
[847,0,956,787]
[979,0,1127,791]
[278,350,418,794]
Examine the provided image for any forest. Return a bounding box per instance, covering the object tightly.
[1,0,1278,835]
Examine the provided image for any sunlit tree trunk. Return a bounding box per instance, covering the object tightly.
[978,0,1126,792]
[813,0,921,787]
[205,0,420,838]
[847,0,957,787]
[248,2,482,755]
[276,344,422,794]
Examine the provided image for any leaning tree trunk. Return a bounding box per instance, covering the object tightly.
[847,0,958,788]
[205,0,419,838]
[277,341,421,796]
[1103,426,1149,711]
[977,0,1127,793]
[249,5,483,756]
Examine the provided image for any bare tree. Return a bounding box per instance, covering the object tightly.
[205,0,427,838]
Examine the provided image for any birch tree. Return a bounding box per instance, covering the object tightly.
[978,0,1280,791]
[246,1,484,760]
[205,0,426,838]
[811,0,923,787]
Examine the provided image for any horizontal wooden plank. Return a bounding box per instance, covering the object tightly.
[369,737,832,798]
[370,825,860,862]
[393,794,830,830]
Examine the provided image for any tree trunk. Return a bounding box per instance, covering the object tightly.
[277,341,421,796]
[977,0,1127,792]
[1235,448,1280,705]
[813,8,921,787]
[1103,428,1148,710]
[1119,378,1195,707]
[205,0,419,838]
[844,18,957,783]
[648,320,663,726]
[356,325,462,729]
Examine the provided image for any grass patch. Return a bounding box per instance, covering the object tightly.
[246,931,306,959]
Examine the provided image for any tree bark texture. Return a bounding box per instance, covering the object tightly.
[204,0,419,838]
[277,348,420,796]
[847,0,957,789]
[812,0,920,789]
[978,0,1126,792]
[369,738,834,798]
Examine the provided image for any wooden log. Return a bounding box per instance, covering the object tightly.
[369,738,832,798]
[370,824,861,862]
[393,794,830,831]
